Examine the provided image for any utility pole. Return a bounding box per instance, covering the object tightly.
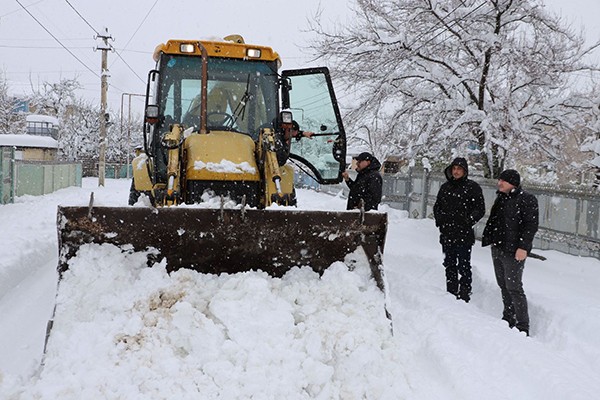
[96,28,113,186]
[120,93,145,178]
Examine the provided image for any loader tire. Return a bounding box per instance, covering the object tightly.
[128,179,140,205]
[128,178,154,206]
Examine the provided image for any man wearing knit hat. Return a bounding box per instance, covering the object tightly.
[482,169,539,336]
[433,157,485,302]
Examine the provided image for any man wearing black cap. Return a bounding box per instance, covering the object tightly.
[342,152,382,211]
[433,157,485,302]
[482,169,539,336]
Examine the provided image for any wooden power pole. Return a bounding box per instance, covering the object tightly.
[96,28,112,187]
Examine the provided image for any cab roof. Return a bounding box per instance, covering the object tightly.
[153,38,280,64]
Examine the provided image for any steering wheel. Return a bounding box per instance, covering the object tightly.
[207,112,236,129]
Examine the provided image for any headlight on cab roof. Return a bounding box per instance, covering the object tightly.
[180,43,195,53]
[246,48,261,58]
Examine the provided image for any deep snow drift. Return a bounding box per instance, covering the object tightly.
[1,178,599,399]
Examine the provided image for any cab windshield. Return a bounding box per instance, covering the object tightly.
[158,54,279,140]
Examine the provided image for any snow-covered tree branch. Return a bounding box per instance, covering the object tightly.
[0,72,26,135]
[306,0,600,178]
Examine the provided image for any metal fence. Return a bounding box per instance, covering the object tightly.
[0,155,82,204]
[82,161,132,179]
[305,168,600,260]
[0,148,15,204]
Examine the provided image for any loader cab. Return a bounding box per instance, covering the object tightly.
[144,51,280,184]
[154,55,279,139]
[142,39,346,190]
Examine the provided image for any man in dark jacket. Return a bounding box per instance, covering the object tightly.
[482,169,539,336]
[433,157,485,302]
[342,152,382,211]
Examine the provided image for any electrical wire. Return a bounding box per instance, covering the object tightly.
[114,0,159,56]
[14,0,99,78]
[0,44,90,49]
[0,0,44,18]
[113,52,146,84]
[61,0,148,86]
[64,0,100,36]
[109,0,159,85]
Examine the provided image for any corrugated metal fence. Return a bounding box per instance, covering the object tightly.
[305,168,600,260]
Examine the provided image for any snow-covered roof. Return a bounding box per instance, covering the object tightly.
[0,134,59,149]
[26,114,59,125]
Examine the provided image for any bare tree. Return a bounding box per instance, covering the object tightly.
[307,0,600,178]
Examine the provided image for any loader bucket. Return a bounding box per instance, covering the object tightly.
[57,206,388,291]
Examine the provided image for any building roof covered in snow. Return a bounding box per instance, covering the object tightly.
[0,134,59,149]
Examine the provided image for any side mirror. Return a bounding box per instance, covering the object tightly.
[280,110,293,125]
[145,105,159,124]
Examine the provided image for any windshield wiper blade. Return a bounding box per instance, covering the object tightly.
[232,74,251,122]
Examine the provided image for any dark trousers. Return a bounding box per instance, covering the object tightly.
[492,246,529,333]
[442,245,472,302]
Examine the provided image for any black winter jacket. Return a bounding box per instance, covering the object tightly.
[433,158,485,249]
[346,158,383,211]
[482,187,539,254]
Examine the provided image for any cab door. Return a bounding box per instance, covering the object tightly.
[281,67,346,184]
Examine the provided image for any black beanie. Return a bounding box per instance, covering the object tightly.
[499,169,520,187]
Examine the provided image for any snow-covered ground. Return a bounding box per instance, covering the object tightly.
[1,178,599,399]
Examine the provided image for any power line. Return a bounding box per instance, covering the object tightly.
[64,0,100,36]
[109,0,159,84]
[61,0,147,85]
[61,0,149,85]
[0,37,92,41]
[14,0,99,78]
[113,52,146,84]
[114,0,159,59]
[0,0,44,18]
[0,44,90,49]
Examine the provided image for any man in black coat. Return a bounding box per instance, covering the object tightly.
[482,169,539,336]
[342,152,382,211]
[433,157,485,302]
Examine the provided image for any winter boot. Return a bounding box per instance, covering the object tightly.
[457,290,470,303]
[457,282,471,303]
[502,315,516,328]
[445,267,459,297]
[446,281,458,297]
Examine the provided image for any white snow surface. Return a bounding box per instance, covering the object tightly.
[25,115,59,125]
[1,178,599,399]
[0,134,59,149]
[193,159,256,174]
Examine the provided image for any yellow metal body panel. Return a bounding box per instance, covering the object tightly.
[132,154,153,191]
[184,131,260,182]
[153,39,280,63]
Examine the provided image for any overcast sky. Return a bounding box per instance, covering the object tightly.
[1,0,599,114]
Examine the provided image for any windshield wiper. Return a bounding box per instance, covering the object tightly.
[232,74,252,123]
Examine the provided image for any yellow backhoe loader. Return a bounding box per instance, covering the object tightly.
[55,36,389,320]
